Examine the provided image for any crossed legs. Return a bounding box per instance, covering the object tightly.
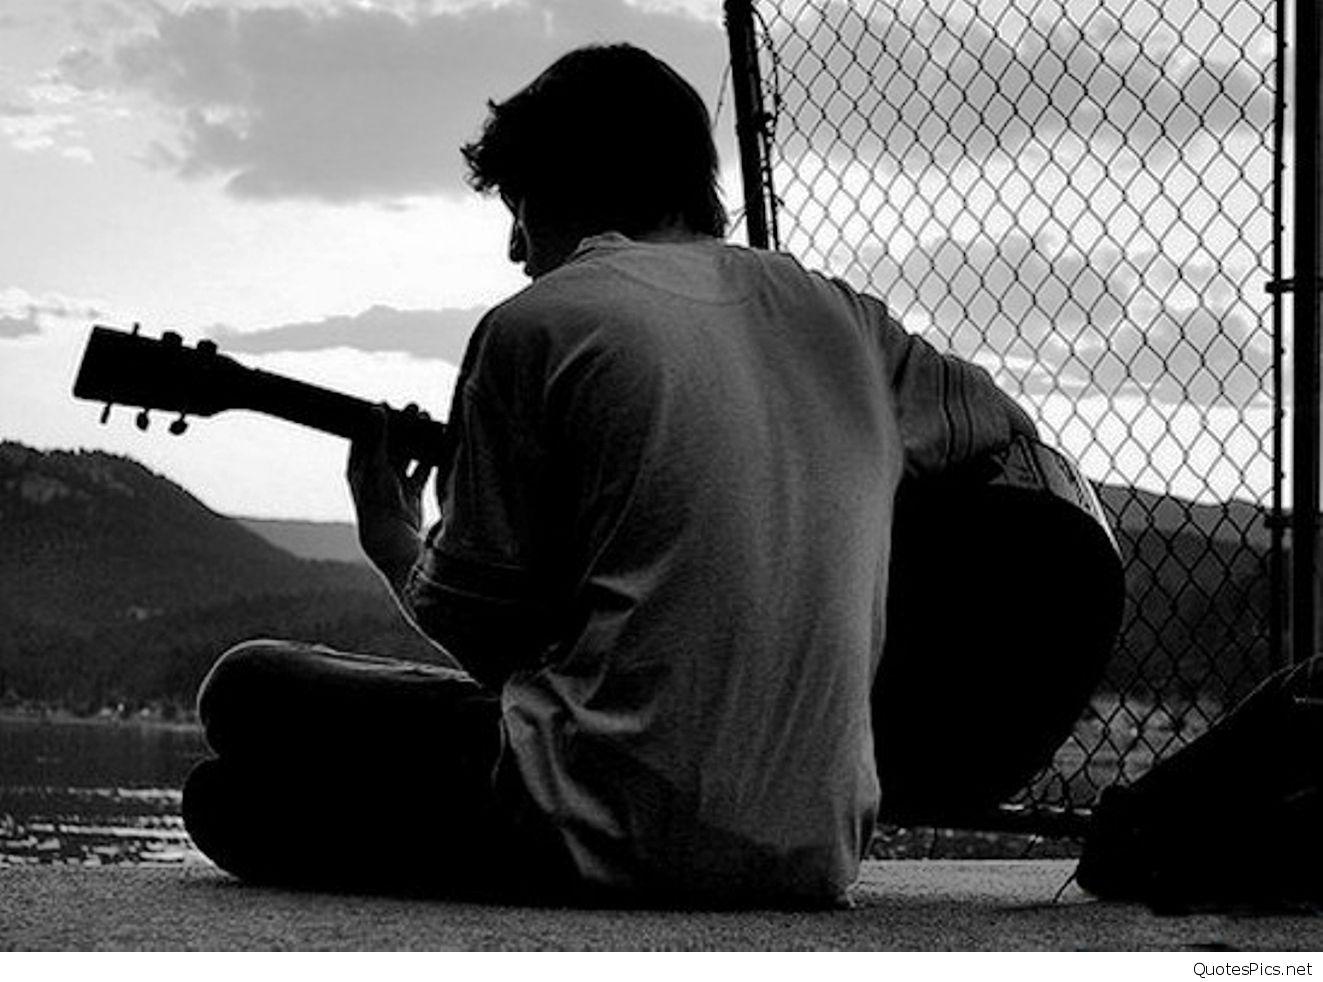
[181,639,570,897]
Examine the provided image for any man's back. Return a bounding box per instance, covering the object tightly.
[436,233,904,904]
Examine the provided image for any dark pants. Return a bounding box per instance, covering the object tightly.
[182,640,573,898]
[185,630,1105,897]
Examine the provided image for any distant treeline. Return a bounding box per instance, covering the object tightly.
[0,588,442,715]
[1,528,1279,715]
[1103,521,1277,706]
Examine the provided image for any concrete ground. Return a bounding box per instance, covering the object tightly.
[1,859,1321,950]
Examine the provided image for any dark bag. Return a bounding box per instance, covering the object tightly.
[1075,656,1323,913]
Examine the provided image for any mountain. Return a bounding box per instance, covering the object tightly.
[240,485,1272,564]
[1096,483,1270,551]
[0,440,1286,712]
[238,517,363,565]
[240,485,1273,565]
[0,442,378,634]
[0,442,440,712]
[1094,482,1275,704]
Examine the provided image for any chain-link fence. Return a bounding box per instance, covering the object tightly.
[726,0,1284,829]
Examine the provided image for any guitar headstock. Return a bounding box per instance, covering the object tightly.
[73,324,240,430]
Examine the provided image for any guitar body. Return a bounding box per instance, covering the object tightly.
[74,325,1123,821]
[878,436,1124,823]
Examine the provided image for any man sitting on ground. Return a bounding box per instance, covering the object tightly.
[183,42,1041,908]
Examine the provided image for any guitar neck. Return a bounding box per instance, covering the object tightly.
[236,365,451,469]
[72,324,453,470]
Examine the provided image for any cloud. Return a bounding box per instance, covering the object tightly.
[0,77,97,157]
[1040,305,1272,409]
[0,313,40,338]
[0,104,76,152]
[59,0,729,204]
[0,291,106,339]
[848,232,1272,410]
[769,1,1272,174]
[209,303,483,364]
[861,232,1132,356]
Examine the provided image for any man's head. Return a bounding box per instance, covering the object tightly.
[462,43,727,277]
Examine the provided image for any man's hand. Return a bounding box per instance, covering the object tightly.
[347,403,435,594]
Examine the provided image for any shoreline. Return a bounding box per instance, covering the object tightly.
[0,707,201,733]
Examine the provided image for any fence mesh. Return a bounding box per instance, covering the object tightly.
[732,0,1283,824]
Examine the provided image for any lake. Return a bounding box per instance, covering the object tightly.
[0,714,208,866]
[0,712,1089,868]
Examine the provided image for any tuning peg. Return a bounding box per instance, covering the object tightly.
[131,322,141,336]
[162,331,182,348]
[197,339,218,356]
[135,409,150,431]
[99,402,113,425]
[169,414,189,436]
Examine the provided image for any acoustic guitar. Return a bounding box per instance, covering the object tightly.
[73,323,1124,825]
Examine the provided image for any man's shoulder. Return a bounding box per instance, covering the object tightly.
[484,253,624,328]
[477,236,879,351]
[479,242,677,352]
[465,261,627,376]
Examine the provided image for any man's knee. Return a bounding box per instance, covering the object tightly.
[196,638,300,731]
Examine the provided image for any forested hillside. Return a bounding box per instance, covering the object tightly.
[0,442,440,713]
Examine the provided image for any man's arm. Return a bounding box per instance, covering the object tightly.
[399,544,547,690]
[346,405,467,674]
[847,284,1038,475]
[346,398,551,690]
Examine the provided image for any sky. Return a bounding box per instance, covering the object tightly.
[0,0,1281,520]
[0,0,736,519]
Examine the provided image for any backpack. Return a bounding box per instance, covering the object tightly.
[1075,656,1323,913]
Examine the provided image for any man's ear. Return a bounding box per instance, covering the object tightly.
[508,220,527,265]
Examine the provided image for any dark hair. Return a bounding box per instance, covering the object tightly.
[461,44,727,238]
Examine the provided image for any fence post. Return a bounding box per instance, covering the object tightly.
[1295,0,1322,667]
[723,0,772,249]
[1271,0,1285,670]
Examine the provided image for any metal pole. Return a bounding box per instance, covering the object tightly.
[724,0,771,249]
[1271,0,1286,668]
[1294,0,1322,666]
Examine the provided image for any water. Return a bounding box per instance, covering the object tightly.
[0,714,209,866]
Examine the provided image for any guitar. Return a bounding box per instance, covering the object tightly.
[72,323,454,472]
[73,323,1124,825]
